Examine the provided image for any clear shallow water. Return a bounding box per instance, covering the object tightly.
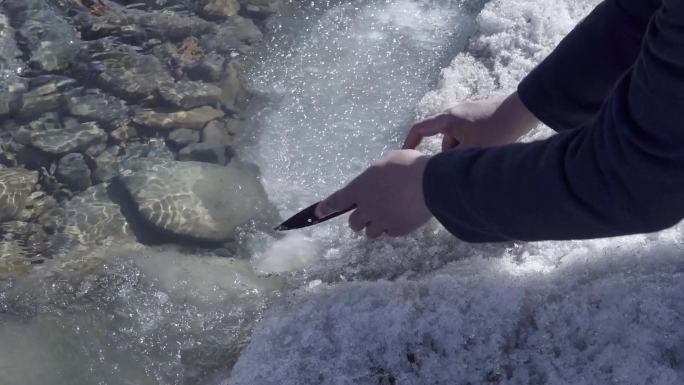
[3,0,684,384]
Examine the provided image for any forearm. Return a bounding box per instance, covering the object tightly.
[424,0,684,242]
[518,0,660,132]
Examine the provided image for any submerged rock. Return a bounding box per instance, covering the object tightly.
[19,78,76,118]
[66,89,129,123]
[5,0,81,72]
[49,184,131,255]
[219,61,249,112]
[159,81,223,110]
[200,16,262,54]
[0,168,39,222]
[118,160,276,242]
[56,153,92,192]
[177,142,233,165]
[202,0,240,19]
[133,106,224,131]
[29,122,107,156]
[167,128,200,149]
[81,44,174,100]
[202,119,237,146]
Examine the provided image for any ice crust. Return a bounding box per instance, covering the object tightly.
[228,0,684,384]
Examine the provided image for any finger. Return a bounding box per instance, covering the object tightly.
[402,115,451,150]
[441,135,460,151]
[316,188,355,218]
[365,223,385,239]
[348,208,369,232]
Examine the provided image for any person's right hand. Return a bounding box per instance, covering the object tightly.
[403,92,539,151]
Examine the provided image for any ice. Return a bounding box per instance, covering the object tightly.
[227,0,684,384]
[253,233,322,274]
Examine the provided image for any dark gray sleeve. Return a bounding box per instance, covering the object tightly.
[518,0,660,131]
[423,0,684,242]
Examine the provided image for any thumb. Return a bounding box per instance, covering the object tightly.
[316,188,355,218]
[403,114,452,150]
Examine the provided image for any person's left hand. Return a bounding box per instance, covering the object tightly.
[315,149,433,238]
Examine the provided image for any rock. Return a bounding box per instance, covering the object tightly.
[202,0,240,19]
[17,191,57,222]
[0,168,39,222]
[56,153,92,192]
[67,89,129,123]
[241,0,282,18]
[0,13,26,76]
[0,220,48,260]
[110,119,138,142]
[29,122,107,156]
[81,44,174,100]
[219,62,249,113]
[177,142,233,165]
[133,106,224,131]
[49,184,131,255]
[19,78,76,118]
[190,52,226,82]
[153,37,206,78]
[167,128,200,149]
[159,81,223,109]
[200,17,262,54]
[77,3,215,42]
[118,160,276,242]
[5,0,81,71]
[202,120,235,146]
[92,146,122,184]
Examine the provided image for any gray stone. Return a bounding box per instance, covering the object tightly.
[110,119,138,142]
[29,122,107,156]
[6,1,81,71]
[219,61,249,112]
[56,153,92,192]
[67,89,129,123]
[202,0,240,18]
[84,45,175,100]
[177,142,233,165]
[0,13,25,75]
[118,160,276,242]
[92,146,122,184]
[241,0,282,17]
[200,16,262,54]
[49,184,131,255]
[202,120,235,146]
[133,106,224,131]
[191,52,226,82]
[154,37,206,78]
[19,80,72,118]
[0,168,39,222]
[159,81,223,109]
[168,128,200,149]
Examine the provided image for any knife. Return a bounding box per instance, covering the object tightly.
[274,202,357,231]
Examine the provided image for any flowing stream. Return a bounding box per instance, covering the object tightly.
[2,1,684,384]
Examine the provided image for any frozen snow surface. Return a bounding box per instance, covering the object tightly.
[227,0,684,384]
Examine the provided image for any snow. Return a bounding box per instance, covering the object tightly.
[227,0,684,384]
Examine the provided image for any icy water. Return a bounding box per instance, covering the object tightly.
[3,0,684,385]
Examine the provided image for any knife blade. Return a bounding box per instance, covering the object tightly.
[274,201,357,231]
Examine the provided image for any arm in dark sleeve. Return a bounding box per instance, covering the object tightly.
[518,0,660,131]
[423,0,684,242]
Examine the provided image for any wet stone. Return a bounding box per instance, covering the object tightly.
[92,146,122,184]
[7,0,81,72]
[56,153,92,193]
[133,106,224,131]
[29,122,107,156]
[202,119,236,146]
[177,142,233,165]
[167,128,200,149]
[219,61,249,113]
[159,81,223,110]
[0,168,39,222]
[118,160,276,242]
[67,89,129,123]
[19,79,75,118]
[84,45,175,100]
[241,0,282,18]
[202,0,241,19]
[190,52,226,82]
[48,184,131,256]
[200,16,262,54]
[110,119,138,143]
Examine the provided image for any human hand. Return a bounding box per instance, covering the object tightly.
[403,91,539,151]
[315,149,432,238]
